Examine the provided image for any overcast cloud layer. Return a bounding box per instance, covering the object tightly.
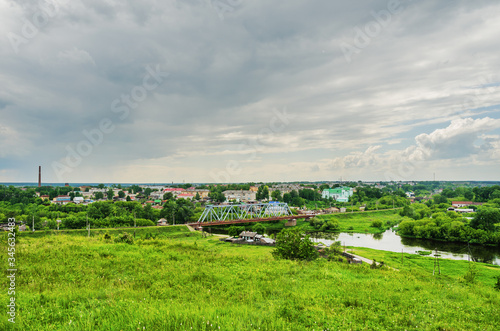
[1,0,500,183]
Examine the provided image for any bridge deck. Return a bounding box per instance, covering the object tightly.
[188,215,314,227]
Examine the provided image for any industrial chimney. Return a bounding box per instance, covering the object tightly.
[38,166,41,187]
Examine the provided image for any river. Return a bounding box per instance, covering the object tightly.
[309,229,500,265]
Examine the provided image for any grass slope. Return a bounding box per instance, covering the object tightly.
[2,226,499,330]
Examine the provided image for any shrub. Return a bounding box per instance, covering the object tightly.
[144,232,157,240]
[371,220,383,228]
[228,226,244,237]
[103,232,112,240]
[272,228,318,261]
[114,232,134,244]
[494,276,500,291]
[463,263,479,284]
[252,223,266,234]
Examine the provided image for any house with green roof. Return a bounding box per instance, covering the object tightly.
[321,187,353,202]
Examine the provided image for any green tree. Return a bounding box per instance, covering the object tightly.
[272,228,318,261]
[256,185,269,201]
[470,207,500,232]
[433,194,448,205]
[163,192,174,200]
[118,191,125,198]
[271,190,282,202]
[228,226,244,237]
[252,222,266,234]
[107,189,114,200]
[94,192,104,200]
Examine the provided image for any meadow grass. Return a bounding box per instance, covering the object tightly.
[1,226,499,330]
[211,209,403,235]
[313,209,402,234]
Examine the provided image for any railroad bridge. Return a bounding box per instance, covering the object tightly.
[188,202,313,229]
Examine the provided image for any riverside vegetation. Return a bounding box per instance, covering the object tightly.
[2,226,500,330]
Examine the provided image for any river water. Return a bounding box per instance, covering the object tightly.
[309,229,500,265]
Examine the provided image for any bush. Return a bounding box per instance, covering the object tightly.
[252,223,266,234]
[103,232,112,240]
[320,220,340,232]
[272,228,318,261]
[114,232,134,244]
[144,232,157,240]
[371,220,383,228]
[495,276,500,291]
[463,263,479,284]
[228,226,244,237]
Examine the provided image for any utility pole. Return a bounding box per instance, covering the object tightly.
[433,250,441,275]
[467,242,471,263]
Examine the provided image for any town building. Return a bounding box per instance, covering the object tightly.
[321,187,353,202]
[223,190,257,202]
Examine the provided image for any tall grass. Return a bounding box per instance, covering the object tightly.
[1,226,499,330]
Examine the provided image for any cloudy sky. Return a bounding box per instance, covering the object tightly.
[1,0,500,184]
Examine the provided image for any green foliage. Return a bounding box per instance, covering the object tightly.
[324,241,342,257]
[272,228,318,261]
[494,276,500,291]
[463,263,479,284]
[114,232,134,244]
[470,207,500,232]
[398,210,500,245]
[251,222,266,234]
[227,225,244,237]
[370,220,383,228]
[256,185,269,200]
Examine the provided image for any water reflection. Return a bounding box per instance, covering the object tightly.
[311,229,500,265]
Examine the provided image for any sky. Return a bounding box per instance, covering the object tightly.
[1,0,500,184]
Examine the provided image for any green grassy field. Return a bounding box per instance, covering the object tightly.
[311,209,402,234]
[2,225,500,330]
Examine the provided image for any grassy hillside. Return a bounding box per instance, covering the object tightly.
[2,226,499,330]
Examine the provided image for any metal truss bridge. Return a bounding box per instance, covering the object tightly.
[189,202,313,228]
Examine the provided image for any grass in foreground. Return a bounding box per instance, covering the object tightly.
[1,226,499,330]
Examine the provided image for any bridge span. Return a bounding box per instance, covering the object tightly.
[188,202,314,228]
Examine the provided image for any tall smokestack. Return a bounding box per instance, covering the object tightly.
[38,166,41,187]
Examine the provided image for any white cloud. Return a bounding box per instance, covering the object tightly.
[57,47,95,65]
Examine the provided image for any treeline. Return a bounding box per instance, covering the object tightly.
[0,198,202,230]
[398,204,500,246]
